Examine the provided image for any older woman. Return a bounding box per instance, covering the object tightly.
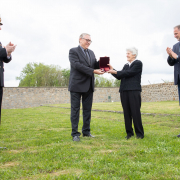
[108,47,144,139]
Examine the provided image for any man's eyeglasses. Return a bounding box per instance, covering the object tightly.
[82,38,92,43]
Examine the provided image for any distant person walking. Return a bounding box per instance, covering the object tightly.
[108,47,144,140]
[166,25,180,138]
[0,16,16,124]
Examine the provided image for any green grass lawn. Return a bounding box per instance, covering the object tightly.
[0,101,180,179]
[50,101,180,115]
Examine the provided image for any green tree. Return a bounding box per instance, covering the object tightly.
[62,69,70,87]
[17,63,120,87]
[94,75,121,87]
[16,63,37,87]
[94,75,119,87]
[16,63,69,87]
[113,79,121,87]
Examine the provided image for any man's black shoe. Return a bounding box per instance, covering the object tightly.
[73,136,80,141]
[136,136,144,139]
[177,134,180,137]
[125,135,133,140]
[83,134,95,138]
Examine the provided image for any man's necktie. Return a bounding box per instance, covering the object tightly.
[84,49,90,65]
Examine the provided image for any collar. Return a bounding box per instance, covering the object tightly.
[128,59,137,66]
[79,45,88,52]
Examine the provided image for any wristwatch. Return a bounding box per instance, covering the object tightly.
[177,55,179,59]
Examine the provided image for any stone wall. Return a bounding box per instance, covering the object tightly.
[2,88,70,109]
[141,82,178,102]
[2,82,179,109]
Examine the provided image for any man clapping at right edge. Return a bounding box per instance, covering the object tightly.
[166,25,180,138]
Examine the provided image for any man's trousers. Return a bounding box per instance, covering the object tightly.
[70,88,93,137]
[178,79,180,105]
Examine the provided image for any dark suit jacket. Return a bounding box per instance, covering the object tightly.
[68,46,99,92]
[112,60,142,92]
[167,42,180,85]
[0,44,11,87]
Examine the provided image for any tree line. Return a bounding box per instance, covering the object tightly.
[16,63,120,87]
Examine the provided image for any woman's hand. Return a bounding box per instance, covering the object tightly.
[107,69,117,74]
[107,64,117,74]
[107,64,113,70]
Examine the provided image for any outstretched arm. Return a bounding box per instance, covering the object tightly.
[107,64,121,80]
[69,49,104,76]
[116,61,142,79]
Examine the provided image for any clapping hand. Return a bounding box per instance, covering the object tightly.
[5,42,17,56]
[166,47,177,59]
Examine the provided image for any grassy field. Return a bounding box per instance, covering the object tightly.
[0,101,180,179]
[48,101,180,115]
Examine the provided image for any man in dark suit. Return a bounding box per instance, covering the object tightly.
[107,47,144,139]
[69,33,104,141]
[0,16,16,124]
[166,25,180,138]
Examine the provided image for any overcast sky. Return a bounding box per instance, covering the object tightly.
[0,0,180,87]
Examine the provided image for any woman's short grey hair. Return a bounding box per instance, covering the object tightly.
[126,47,138,58]
[79,33,91,39]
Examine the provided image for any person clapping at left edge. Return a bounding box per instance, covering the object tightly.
[0,16,16,125]
[0,16,16,149]
[107,47,144,140]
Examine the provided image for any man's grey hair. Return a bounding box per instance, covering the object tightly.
[126,47,138,58]
[174,25,180,30]
[79,33,90,39]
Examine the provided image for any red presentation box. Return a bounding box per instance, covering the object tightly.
[99,57,110,72]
